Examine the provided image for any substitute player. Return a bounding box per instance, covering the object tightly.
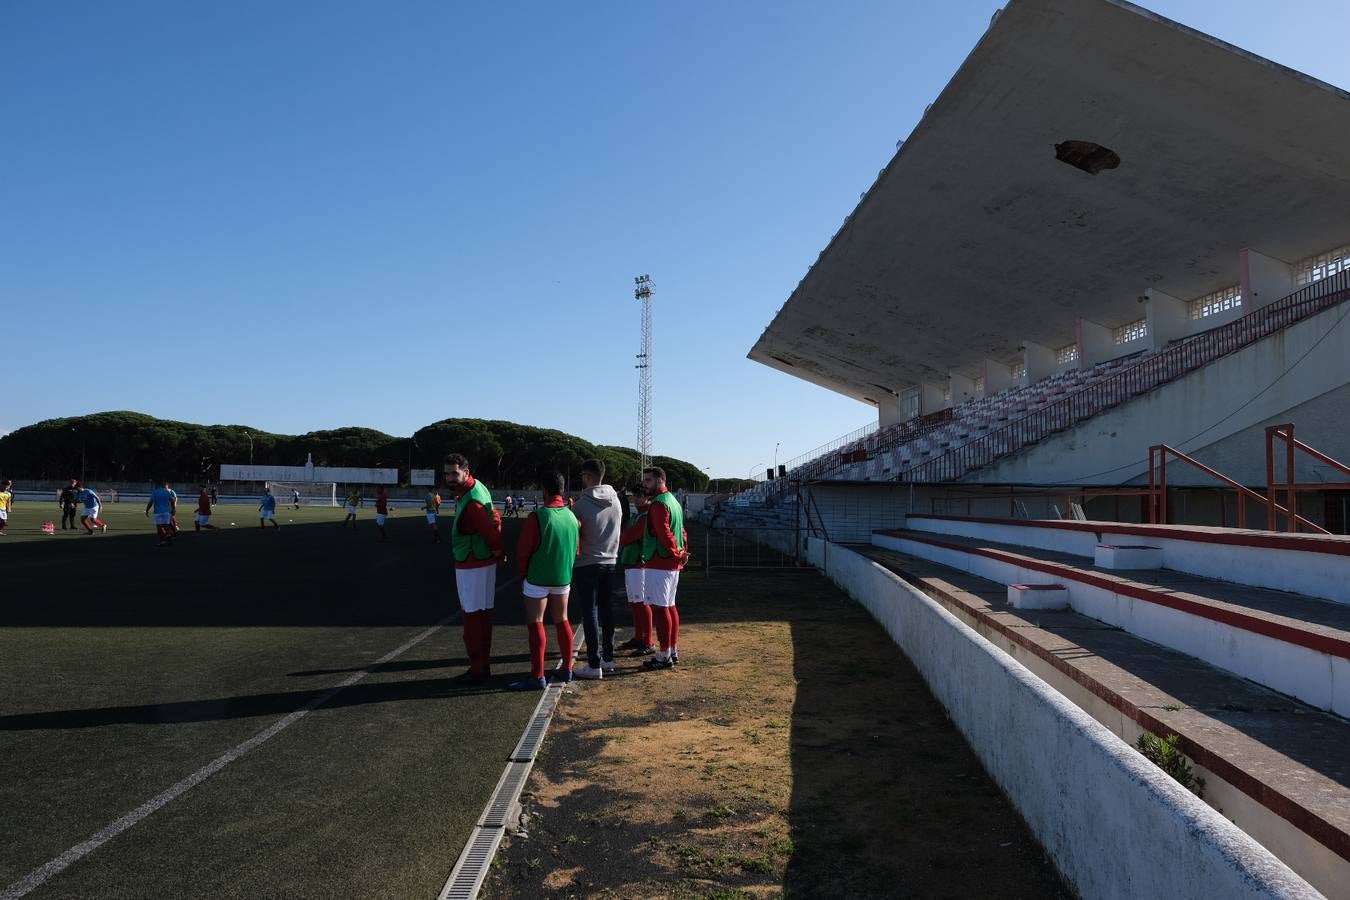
[639,467,688,670]
[444,453,504,683]
[144,479,178,545]
[375,485,390,542]
[511,472,580,690]
[342,489,362,527]
[424,487,442,543]
[194,485,216,531]
[291,487,302,509]
[77,483,106,534]
[0,480,13,535]
[259,485,280,529]
[618,488,654,655]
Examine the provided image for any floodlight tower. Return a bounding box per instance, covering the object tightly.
[634,274,655,469]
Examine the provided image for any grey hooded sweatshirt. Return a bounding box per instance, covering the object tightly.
[573,484,622,566]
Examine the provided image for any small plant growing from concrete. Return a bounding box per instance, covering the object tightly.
[1136,732,1204,799]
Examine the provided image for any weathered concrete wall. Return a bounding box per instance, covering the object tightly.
[974,301,1350,486]
[805,539,1321,900]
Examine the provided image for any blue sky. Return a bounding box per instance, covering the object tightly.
[4,1,1347,477]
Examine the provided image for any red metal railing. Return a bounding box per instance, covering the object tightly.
[1146,443,1319,532]
[1265,423,1350,532]
[900,270,1350,484]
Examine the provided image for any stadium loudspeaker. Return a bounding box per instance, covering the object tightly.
[778,464,787,478]
[766,468,775,481]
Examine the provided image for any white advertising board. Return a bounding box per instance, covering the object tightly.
[410,469,436,486]
[221,464,400,484]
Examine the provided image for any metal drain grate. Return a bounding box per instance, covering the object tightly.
[437,826,504,900]
[479,761,532,828]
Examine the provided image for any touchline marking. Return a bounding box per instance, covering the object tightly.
[0,575,515,900]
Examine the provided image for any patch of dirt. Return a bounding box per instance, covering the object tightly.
[483,566,1070,899]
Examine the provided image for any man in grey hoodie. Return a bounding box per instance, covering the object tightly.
[571,458,622,679]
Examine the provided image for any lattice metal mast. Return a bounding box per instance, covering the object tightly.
[634,274,654,469]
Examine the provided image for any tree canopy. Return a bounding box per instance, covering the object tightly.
[0,412,709,490]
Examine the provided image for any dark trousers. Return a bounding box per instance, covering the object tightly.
[61,507,78,529]
[572,563,616,667]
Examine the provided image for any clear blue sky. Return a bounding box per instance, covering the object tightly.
[4,1,1347,477]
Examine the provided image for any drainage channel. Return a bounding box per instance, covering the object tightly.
[437,683,567,900]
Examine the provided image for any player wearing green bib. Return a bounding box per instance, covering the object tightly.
[511,472,581,690]
[618,491,654,654]
[638,466,688,670]
[444,453,504,684]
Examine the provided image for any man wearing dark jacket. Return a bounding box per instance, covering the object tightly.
[58,480,79,530]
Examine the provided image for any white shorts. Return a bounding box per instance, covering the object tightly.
[455,565,497,613]
[425,512,437,524]
[376,513,387,526]
[346,505,358,516]
[644,569,680,607]
[0,509,7,522]
[261,510,275,520]
[624,568,645,604]
[522,580,569,600]
[84,506,100,520]
[195,514,210,525]
[152,513,173,527]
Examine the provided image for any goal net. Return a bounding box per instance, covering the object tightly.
[266,481,338,507]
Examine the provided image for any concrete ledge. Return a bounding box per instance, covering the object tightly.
[1008,583,1070,609]
[803,537,1319,900]
[1095,544,1163,570]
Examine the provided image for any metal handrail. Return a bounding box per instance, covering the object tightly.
[899,270,1350,484]
[1146,443,1321,532]
[1265,423,1350,532]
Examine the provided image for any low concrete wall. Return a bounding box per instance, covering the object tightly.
[803,538,1320,900]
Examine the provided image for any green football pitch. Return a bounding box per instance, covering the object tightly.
[0,503,544,899]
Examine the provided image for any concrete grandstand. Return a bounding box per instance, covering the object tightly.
[721,1,1350,897]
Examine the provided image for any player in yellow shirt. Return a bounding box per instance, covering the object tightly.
[424,489,442,543]
[0,480,13,535]
[342,489,362,528]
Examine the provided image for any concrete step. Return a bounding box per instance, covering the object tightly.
[872,529,1350,717]
[859,544,1350,896]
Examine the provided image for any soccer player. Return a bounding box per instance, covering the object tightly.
[291,488,302,510]
[638,467,688,670]
[59,479,79,530]
[375,485,390,541]
[0,480,13,535]
[571,459,621,680]
[259,485,280,529]
[145,479,178,545]
[423,487,442,543]
[194,485,217,531]
[444,453,504,683]
[618,488,654,655]
[342,489,361,527]
[77,483,106,534]
[511,472,580,690]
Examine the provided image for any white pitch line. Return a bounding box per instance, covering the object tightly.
[1,617,455,900]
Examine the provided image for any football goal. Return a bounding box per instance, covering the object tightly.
[266,481,338,507]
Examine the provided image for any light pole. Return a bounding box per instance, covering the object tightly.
[244,431,254,465]
[774,442,781,472]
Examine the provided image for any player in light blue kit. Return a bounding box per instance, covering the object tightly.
[144,480,178,545]
[259,486,280,530]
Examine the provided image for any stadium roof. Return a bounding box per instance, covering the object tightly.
[748,0,1350,405]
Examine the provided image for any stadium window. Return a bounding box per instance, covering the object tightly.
[1112,318,1147,344]
[1187,285,1242,320]
[942,385,952,403]
[1056,344,1078,365]
[1295,243,1350,286]
[1011,362,1027,381]
[973,376,986,394]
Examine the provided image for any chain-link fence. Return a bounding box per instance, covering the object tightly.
[696,525,812,572]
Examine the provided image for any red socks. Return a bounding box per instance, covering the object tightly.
[463,611,495,675]
[631,603,653,647]
[555,620,574,673]
[669,605,680,651]
[651,605,672,653]
[528,622,547,679]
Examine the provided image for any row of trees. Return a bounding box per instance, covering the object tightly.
[0,412,712,491]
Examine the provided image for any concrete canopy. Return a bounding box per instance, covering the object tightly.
[749,0,1350,406]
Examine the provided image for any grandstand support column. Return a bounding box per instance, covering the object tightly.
[949,371,978,406]
[1240,248,1295,310]
[1076,317,1113,367]
[877,390,904,428]
[919,381,947,414]
[1022,341,1057,384]
[1145,289,1188,349]
[982,360,1014,395]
